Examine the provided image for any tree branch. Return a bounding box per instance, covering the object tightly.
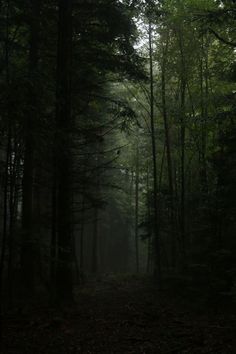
[209,28,236,47]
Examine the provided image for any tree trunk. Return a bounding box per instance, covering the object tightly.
[55,0,73,303]
[0,133,10,339]
[50,173,57,301]
[161,31,176,268]
[148,22,161,284]
[178,29,187,267]
[21,0,41,297]
[92,207,98,274]
[200,33,209,193]
[135,145,140,273]
[0,1,11,338]
[7,135,18,305]
[146,164,152,273]
[80,195,85,281]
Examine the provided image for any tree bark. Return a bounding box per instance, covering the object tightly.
[21,0,41,297]
[200,33,209,193]
[135,145,140,273]
[146,164,152,273]
[7,134,18,305]
[161,31,176,268]
[1,0,12,338]
[178,28,187,267]
[55,0,73,303]
[92,206,98,274]
[50,175,57,297]
[80,195,85,281]
[148,22,161,284]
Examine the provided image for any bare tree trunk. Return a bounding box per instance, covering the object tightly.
[73,231,80,285]
[50,175,57,297]
[148,22,161,284]
[0,133,10,339]
[178,29,187,267]
[80,195,85,281]
[200,33,209,193]
[55,0,73,303]
[7,135,19,306]
[135,145,140,273]
[0,137,11,287]
[161,32,176,268]
[92,206,98,274]
[21,0,41,297]
[146,164,152,273]
[0,0,10,340]
[91,144,100,275]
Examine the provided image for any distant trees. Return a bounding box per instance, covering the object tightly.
[131,0,236,290]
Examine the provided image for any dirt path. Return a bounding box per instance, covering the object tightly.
[1,277,236,353]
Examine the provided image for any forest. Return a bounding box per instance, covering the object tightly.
[0,0,236,353]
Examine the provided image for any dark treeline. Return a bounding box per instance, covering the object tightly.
[0,0,236,315]
[0,0,144,306]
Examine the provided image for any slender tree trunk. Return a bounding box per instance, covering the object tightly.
[0,133,10,337]
[178,29,187,266]
[130,170,134,207]
[92,206,98,274]
[200,33,209,193]
[11,141,21,273]
[0,136,11,289]
[203,41,209,193]
[50,175,57,296]
[91,143,100,275]
[180,80,186,264]
[161,32,176,268]
[7,136,17,305]
[73,233,80,285]
[55,0,73,303]
[146,165,152,273]
[0,0,10,340]
[80,195,85,281]
[148,22,161,284]
[21,0,41,297]
[135,145,140,273]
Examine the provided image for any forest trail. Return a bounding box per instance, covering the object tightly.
[1,276,236,354]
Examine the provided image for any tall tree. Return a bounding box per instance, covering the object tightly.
[148,20,161,282]
[21,0,41,297]
[54,0,73,303]
[134,144,140,273]
[160,28,176,267]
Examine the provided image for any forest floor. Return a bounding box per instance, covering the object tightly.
[1,275,236,354]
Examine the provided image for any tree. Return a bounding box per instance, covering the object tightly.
[21,0,41,297]
[54,0,73,303]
